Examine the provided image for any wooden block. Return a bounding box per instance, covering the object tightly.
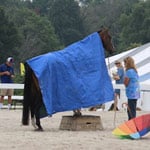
[59,115,103,131]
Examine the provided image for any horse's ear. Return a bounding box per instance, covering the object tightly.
[103,27,109,32]
[98,26,109,33]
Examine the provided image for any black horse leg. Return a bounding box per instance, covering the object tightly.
[31,106,43,131]
[30,101,43,131]
[35,115,43,131]
[34,93,43,131]
[35,108,43,131]
[29,86,43,130]
[73,109,82,117]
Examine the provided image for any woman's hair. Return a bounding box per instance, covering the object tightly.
[115,60,123,68]
[124,56,137,72]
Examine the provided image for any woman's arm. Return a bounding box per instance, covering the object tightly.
[113,74,120,80]
[124,77,129,87]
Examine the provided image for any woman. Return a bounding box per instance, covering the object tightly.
[123,57,140,120]
[112,60,124,111]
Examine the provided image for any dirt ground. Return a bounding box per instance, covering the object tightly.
[0,109,150,150]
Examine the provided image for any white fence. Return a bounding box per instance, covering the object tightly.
[0,83,24,109]
[0,83,150,111]
[111,83,150,111]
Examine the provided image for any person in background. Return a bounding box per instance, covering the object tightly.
[0,57,15,109]
[112,60,124,111]
[123,56,140,120]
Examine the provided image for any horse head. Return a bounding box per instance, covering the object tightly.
[98,27,115,55]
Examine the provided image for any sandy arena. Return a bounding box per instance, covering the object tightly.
[0,109,150,150]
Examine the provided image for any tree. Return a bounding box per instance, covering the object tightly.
[118,0,150,51]
[0,6,21,63]
[78,0,105,7]
[31,0,50,15]
[80,0,143,53]
[7,8,61,62]
[48,0,86,46]
[0,0,24,8]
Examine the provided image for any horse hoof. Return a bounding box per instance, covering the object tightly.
[34,128,44,131]
[73,112,82,117]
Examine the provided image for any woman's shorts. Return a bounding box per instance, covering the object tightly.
[115,89,120,95]
[0,89,14,96]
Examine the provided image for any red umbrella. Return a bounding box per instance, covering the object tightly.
[112,114,150,139]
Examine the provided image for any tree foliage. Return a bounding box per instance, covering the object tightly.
[118,0,150,50]
[24,0,50,15]
[6,7,61,62]
[0,0,149,73]
[48,0,86,46]
[79,0,149,53]
[0,6,21,63]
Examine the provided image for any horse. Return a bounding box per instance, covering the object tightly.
[22,27,115,131]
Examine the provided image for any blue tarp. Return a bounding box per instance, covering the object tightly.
[27,32,114,115]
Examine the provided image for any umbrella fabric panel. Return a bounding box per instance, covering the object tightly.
[112,113,150,139]
[134,114,150,131]
[112,128,129,136]
[118,123,134,134]
[125,120,138,133]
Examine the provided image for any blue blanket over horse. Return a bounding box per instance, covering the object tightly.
[27,32,114,115]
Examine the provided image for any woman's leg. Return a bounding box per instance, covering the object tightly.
[127,99,137,120]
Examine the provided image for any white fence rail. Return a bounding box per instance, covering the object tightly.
[0,83,150,111]
[112,83,150,111]
[0,83,24,89]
